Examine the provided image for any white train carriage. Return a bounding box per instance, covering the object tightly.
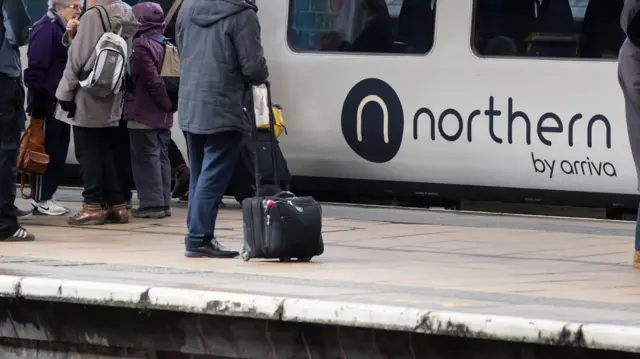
[256,0,635,210]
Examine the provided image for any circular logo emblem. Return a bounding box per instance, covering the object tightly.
[341,78,404,163]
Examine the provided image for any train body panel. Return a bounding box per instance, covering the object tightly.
[257,0,637,202]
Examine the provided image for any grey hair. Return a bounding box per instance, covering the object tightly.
[47,0,68,11]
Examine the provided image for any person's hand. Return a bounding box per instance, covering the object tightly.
[59,100,76,119]
[66,19,79,38]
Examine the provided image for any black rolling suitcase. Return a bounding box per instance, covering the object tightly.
[241,82,324,262]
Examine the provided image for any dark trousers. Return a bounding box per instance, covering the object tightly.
[184,131,243,249]
[636,203,640,251]
[34,117,70,202]
[73,126,124,206]
[0,74,25,237]
[113,120,134,202]
[129,129,172,209]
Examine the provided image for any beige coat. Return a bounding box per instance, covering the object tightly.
[55,0,139,128]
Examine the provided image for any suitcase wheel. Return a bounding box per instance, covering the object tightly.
[241,250,251,262]
[279,257,313,263]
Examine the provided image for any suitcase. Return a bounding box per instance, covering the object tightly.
[230,129,292,203]
[240,81,324,262]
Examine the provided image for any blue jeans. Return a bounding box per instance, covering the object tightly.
[184,131,243,249]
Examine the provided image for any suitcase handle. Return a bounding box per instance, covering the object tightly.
[274,191,295,198]
[245,80,280,193]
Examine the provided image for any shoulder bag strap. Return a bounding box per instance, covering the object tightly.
[165,0,183,27]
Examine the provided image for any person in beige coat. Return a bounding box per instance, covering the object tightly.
[55,0,139,226]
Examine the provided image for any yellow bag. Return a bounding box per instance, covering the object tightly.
[258,104,287,138]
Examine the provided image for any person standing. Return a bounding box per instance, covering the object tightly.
[619,0,640,268]
[175,0,268,258]
[24,0,82,216]
[125,2,174,218]
[55,0,140,225]
[0,0,34,241]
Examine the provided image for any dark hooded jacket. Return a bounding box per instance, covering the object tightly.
[124,2,173,129]
[175,0,269,135]
[619,0,640,190]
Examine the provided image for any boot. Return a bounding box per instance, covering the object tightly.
[68,204,106,226]
[634,251,640,269]
[106,204,130,224]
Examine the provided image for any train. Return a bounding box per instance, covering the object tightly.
[23,0,640,214]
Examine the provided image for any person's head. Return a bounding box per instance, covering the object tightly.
[132,2,165,34]
[622,0,640,47]
[49,0,82,21]
[484,36,517,56]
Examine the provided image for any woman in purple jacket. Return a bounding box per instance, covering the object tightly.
[125,2,174,219]
[23,0,81,216]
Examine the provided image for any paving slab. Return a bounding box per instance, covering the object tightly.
[1,189,640,352]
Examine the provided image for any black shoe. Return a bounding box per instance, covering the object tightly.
[1,227,35,241]
[184,239,239,258]
[132,207,165,219]
[164,206,172,217]
[16,208,33,219]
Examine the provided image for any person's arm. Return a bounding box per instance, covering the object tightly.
[131,40,172,112]
[23,24,53,93]
[56,7,106,102]
[229,10,268,84]
[2,0,31,47]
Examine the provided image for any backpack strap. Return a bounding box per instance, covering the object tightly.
[80,4,110,33]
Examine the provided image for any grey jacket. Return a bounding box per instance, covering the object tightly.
[175,0,268,135]
[619,0,640,190]
[0,0,31,77]
[55,0,139,128]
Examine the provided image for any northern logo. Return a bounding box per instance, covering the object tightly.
[341,78,404,163]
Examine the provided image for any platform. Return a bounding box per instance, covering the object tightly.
[1,189,640,354]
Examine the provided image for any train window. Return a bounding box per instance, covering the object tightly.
[471,0,625,59]
[287,0,437,54]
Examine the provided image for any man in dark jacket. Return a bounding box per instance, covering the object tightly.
[176,0,268,258]
[0,0,33,241]
[619,0,640,269]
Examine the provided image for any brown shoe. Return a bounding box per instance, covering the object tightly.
[106,204,129,224]
[68,204,106,226]
[634,251,640,269]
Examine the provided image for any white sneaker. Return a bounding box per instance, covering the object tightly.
[31,199,70,216]
[50,199,70,212]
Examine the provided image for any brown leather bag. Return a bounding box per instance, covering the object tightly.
[16,117,50,199]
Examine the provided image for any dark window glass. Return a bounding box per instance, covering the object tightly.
[472,0,624,59]
[25,0,47,23]
[287,0,437,54]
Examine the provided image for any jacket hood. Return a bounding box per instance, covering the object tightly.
[622,0,640,46]
[133,2,165,35]
[97,0,141,39]
[190,0,257,28]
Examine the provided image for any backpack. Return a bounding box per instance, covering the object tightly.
[78,5,129,97]
[143,34,180,112]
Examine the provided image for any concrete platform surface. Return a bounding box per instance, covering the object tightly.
[1,190,640,353]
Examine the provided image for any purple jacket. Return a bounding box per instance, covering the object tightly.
[23,11,68,117]
[124,2,172,129]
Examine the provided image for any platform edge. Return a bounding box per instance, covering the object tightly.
[0,275,638,353]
